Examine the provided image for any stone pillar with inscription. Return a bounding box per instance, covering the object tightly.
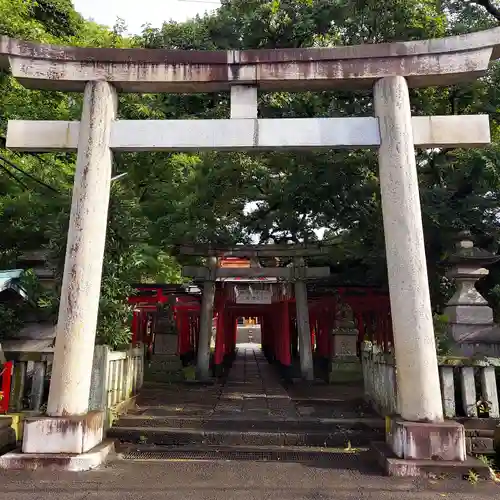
[330,303,363,382]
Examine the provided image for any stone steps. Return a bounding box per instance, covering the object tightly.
[113,414,384,431]
[110,346,383,466]
[108,421,384,448]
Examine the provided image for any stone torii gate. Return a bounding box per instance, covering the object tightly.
[0,28,499,471]
[179,244,331,381]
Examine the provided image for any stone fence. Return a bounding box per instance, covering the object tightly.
[7,344,144,427]
[361,343,500,419]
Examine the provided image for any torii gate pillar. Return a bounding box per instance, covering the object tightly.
[374,76,466,464]
[294,257,314,381]
[19,81,117,463]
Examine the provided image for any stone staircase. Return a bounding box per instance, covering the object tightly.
[108,347,385,464]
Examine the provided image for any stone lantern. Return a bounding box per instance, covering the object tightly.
[444,230,500,355]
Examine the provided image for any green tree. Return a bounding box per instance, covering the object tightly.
[0,0,181,347]
[133,0,500,313]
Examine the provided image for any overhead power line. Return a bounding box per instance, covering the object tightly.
[0,153,60,194]
[0,162,29,190]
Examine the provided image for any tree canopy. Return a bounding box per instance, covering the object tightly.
[2,0,500,344]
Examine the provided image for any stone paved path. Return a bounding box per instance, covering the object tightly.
[131,345,378,425]
[212,346,297,419]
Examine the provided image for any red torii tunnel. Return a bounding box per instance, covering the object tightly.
[128,283,393,378]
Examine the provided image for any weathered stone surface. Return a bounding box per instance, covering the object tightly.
[329,358,363,383]
[46,81,117,417]
[439,366,456,418]
[0,440,114,471]
[444,234,500,352]
[196,257,216,381]
[22,412,104,454]
[333,330,358,356]
[294,261,314,382]
[372,441,490,479]
[374,75,443,422]
[2,28,500,91]
[494,424,500,458]
[460,366,478,417]
[230,86,257,119]
[470,437,494,453]
[7,115,491,152]
[388,419,466,462]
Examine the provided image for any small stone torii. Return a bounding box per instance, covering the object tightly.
[178,243,331,381]
[1,27,500,470]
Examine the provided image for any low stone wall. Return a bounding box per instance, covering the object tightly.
[89,344,145,428]
[362,344,500,455]
[4,344,144,430]
[362,344,500,419]
[361,347,398,415]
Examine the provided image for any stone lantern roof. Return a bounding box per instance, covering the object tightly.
[448,230,500,265]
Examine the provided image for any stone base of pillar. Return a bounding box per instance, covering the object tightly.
[22,411,104,454]
[0,411,114,472]
[329,355,363,383]
[371,418,492,478]
[0,440,115,472]
[388,419,466,461]
[371,440,491,478]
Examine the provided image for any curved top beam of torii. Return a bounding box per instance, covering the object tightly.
[1,28,500,92]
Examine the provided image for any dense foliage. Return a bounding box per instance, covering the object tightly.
[2,0,500,344]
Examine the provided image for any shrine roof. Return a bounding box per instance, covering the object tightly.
[1,28,500,92]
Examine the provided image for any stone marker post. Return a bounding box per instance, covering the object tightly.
[294,257,314,381]
[196,256,217,380]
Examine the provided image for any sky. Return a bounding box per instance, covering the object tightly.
[72,0,221,35]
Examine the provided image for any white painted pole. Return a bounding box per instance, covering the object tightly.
[374,76,443,422]
[196,256,217,380]
[47,81,117,417]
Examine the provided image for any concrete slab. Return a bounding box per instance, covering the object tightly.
[0,439,115,471]
[372,441,492,479]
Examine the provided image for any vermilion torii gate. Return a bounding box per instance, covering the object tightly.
[179,243,330,381]
[1,28,499,470]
